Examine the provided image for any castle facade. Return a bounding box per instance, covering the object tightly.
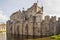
[6,3,60,37]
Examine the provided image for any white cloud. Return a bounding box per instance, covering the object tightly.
[43,0,60,17]
[0,10,7,21]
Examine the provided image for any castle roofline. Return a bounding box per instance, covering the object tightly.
[10,10,21,17]
[10,1,42,17]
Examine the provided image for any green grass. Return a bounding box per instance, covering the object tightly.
[51,34,60,40]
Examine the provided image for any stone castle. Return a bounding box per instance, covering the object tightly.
[6,2,60,37]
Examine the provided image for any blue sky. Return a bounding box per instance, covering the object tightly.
[0,0,60,23]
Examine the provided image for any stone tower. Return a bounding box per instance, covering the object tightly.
[27,3,43,37]
[50,16,56,35]
[41,16,50,36]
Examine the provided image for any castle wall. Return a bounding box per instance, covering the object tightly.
[28,16,34,36]
[44,16,50,36]
[6,2,60,37]
[28,22,33,36]
[6,20,13,34]
[23,21,28,35]
[56,18,60,34]
[34,14,42,36]
[41,20,46,36]
[49,16,56,35]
